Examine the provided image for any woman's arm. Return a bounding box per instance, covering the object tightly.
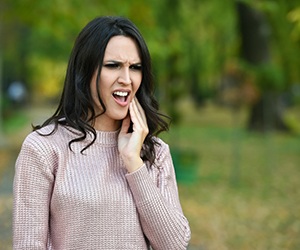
[118,97,190,249]
[125,142,191,250]
[13,135,54,249]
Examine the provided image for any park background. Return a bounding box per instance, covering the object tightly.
[1,0,300,249]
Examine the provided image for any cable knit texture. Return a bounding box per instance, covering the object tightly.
[13,124,191,250]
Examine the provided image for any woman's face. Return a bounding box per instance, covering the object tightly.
[90,35,142,130]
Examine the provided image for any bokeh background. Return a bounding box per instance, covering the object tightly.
[1,0,300,249]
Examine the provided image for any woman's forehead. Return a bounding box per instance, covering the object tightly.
[103,36,141,63]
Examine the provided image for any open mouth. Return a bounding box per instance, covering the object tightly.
[112,91,130,105]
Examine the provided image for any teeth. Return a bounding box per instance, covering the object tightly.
[114,91,128,97]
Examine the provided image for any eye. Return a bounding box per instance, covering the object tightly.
[130,64,142,71]
[103,63,120,69]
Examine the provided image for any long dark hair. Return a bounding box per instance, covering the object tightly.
[34,16,169,166]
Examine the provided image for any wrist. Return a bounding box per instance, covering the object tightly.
[123,157,143,173]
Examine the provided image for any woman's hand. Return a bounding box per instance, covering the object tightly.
[118,97,149,172]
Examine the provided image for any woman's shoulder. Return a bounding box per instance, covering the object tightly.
[147,137,175,175]
[153,136,169,151]
[23,124,54,142]
[22,123,71,150]
[152,136,171,161]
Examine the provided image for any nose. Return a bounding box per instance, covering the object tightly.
[118,67,132,85]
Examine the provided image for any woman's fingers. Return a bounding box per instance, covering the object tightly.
[134,97,147,125]
[130,99,142,129]
[120,114,131,134]
[130,97,148,135]
[118,97,148,172]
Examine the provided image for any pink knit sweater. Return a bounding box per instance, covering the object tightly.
[13,124,191,249]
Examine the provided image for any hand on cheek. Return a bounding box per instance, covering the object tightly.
[118,97,149,173]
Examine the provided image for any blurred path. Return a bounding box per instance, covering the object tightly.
[0,106,54,249]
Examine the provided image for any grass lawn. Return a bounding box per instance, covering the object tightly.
[162,100,300,250]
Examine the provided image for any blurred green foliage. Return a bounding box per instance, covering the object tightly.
[0,0,300,114]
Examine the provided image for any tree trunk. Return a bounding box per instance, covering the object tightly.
[236,1,270,64]
[248,92,289,132]
[236,1,289,132]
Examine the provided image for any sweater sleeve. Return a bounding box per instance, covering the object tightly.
[13,135,55,250]
[125,141,191,250]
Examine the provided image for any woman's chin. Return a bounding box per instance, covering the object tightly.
[114,110,129,121]
[118,114,128,121]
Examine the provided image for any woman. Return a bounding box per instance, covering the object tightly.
[13,16,191,249]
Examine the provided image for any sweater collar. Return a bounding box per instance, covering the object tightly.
[94,129,119,146]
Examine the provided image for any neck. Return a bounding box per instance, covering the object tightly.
[93,116,121,132]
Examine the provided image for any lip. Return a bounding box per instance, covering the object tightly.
[112,89,131,107]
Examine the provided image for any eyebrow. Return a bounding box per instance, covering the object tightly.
[103,60,142,65]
